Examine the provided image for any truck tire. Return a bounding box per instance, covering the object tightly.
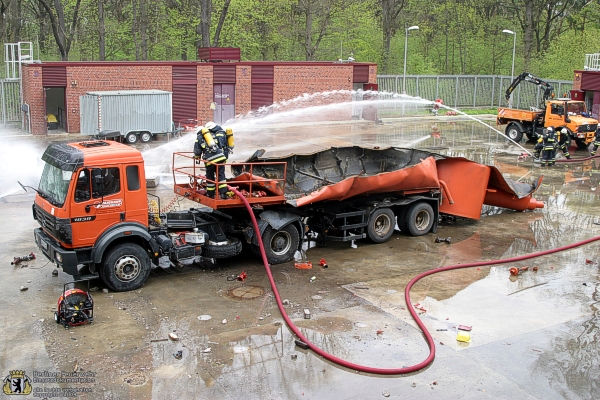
[202,237,242,259]
[575,139,590,150]
[506,123,523,142]
[126,133,138,144]
[262,225,300,265]
[140,131,152,143]
[404,202,434,236]
[367,207,395,243]
[100,243,151,292]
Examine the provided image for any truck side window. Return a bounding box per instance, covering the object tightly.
[551,104,564,115]
[74,169,91,203]
[126,165,140,191]
[92,167,120,198]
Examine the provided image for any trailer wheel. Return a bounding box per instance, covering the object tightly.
[126,133,138,144]
[101,243,151,292]
[506,123,523,142]
[262,225,300,264]
[367,208,395,243]
[202,237,242,259]
[404,202,434,236]
[140,132,152,143]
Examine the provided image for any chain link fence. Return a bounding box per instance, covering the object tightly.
[377,75,573,112]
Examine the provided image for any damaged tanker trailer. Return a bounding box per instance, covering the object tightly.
[174,146,545,264]
[30,141,543,292]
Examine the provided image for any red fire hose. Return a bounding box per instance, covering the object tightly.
[556,154,600,163]
[228,185,600,375]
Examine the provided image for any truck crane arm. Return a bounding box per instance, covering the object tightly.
[505,72,554,109]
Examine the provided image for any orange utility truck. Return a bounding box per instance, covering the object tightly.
[30,141,543,292]
[497,72,598,147]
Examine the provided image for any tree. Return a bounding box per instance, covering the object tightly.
[196,0,231,49]
[376,0,408,73]
[37,0,83,61]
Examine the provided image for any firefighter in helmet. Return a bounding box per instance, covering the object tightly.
[557,128,571,159]
[590,126,600,156]
[194,125,228,199]
[540,126,557,167]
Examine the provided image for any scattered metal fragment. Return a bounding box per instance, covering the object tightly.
[294,340,309,350]
[19,286,28,291]
[173,350,182,359]
[303,309,311,319]
[150,338,168,343]
[52,270,58,277]
[435,237,451,244]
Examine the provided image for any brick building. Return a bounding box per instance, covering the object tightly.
[21,52,377,135]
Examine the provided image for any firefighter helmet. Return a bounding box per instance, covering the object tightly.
[561,128,568,134]
[205,121,217,130]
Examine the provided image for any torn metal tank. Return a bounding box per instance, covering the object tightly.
[229,146,544,219]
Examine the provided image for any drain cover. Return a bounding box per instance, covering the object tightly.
[227,285,265,300]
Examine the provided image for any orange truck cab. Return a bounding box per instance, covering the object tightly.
[33,140,241,292]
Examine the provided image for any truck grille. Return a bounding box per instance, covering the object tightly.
[580,124,598,133]
[34,203,72,244]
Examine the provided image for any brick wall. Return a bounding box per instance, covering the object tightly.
[368,65,378,84]
[236,65,252,116]
[65,66,172,134]
[273,65,354,121]
[197,64,213,124]
[22,65,45,134]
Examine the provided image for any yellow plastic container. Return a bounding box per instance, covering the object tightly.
[456,331,471,343]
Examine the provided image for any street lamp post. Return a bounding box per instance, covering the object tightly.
[402,25,419,95]
[502,29,516,107]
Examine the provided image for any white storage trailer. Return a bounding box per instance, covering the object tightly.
[80,90,173,143]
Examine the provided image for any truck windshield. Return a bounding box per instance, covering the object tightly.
[38,162,73,207]
[567,102,587,115]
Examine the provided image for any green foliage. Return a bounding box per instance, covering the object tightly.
[0,0,594,79]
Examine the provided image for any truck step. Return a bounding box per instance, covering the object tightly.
[78,273,100,281]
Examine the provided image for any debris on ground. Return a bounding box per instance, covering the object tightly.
[319,258,328,268]
[201,348,212,353]
[509,266,529,276]
[435,237,452,244]
[11,252,36,265]
[456,331,471,343]
[303,309,311,319]
[457,325,472,331]
[197,315,212,321]
[310,276,316,283]
[52,270,58,277]
[291,354,298,360]
[168,333,179,341]
[150,338,168,343]
[19,286,28,291]
[294,261,312,269]
[173,350,182,359]
[102,289,109,294]
[236,271,247,281]
[382,390,390,397]
[222,319,227,324]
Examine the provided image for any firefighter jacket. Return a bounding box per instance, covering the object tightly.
[542,130,557,151]
[194,131,226,165]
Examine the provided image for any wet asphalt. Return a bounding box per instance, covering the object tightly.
[1,115,599,399]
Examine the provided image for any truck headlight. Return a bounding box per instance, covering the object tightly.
[55,253,62,263]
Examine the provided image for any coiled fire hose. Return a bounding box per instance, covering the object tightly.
[228,185,600,375]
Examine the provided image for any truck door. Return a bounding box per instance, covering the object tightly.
[546,103,566,127]
[70,166,125,247]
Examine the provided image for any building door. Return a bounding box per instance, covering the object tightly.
[213,84,236,125]
[593,92,600,120]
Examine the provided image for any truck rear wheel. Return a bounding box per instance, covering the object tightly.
[367,208,395,243]
[575,139,590,150]
[202,237,242,258]
[506,123,523,142]
[101,243,151,292]
[261,225,299,265]
[404,202,434,236]
[140,132,152,143]
[126,133,138,144]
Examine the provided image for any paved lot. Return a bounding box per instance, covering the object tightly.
[1,116,599,399]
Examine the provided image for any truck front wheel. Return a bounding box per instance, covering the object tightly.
[367,208,395,243]
[101,243,151,292]
[506,123,523,142]
[404,202,434,236]
[261,225,300,265]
